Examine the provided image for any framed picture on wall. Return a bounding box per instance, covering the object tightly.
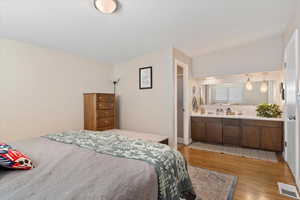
[139,66,153,89]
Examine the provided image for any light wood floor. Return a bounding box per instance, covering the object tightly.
[178,145,296,200]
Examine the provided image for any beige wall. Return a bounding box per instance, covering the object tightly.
[113,48,175,146]
[192,35,284,78]
[0,39,113,142]
[284,1,300,46]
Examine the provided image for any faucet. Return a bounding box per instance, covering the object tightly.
[216,108,224,115]
[226,108,232,115]
[220,108,224,114]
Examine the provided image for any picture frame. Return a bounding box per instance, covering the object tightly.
[139,66,153,89]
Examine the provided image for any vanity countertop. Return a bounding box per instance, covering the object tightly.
[191,113,284,121]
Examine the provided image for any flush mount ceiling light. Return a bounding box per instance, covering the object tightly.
[245,77,253,91]
[94,0,118,14]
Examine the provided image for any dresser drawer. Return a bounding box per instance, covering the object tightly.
[98,117,114,128]
[97,109,114,118]
[97,94,115,103]
[97,126,114,131]
[97,102,114,110]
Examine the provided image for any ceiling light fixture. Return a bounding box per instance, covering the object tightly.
[94,0,118,14]
[260,81,268,93]
[245,77,253,91]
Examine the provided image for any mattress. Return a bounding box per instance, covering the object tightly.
[0,137,158,200]
[0,130,194,200]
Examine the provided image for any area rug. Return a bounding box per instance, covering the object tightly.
[188,165,237,200]
[189,142,278,162]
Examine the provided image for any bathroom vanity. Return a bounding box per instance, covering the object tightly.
[191,114,284,152]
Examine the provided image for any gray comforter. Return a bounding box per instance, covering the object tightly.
[0,137,158,200]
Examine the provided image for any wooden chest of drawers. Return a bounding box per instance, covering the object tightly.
[84,93,116,131]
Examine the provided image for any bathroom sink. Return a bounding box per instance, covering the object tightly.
[207,112,215,115]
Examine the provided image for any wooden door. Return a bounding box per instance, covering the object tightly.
[261,127,283,151]
[206,118,222,144]
[241,126,261,149]
[191,118,206,142]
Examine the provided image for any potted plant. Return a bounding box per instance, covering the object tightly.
[256,103,282,118]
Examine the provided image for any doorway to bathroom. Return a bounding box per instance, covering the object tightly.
[174,60,189,148]
[177,66,184,143]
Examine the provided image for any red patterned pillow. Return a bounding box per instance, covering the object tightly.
[0,143,34,170]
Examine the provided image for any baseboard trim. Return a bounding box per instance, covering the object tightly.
[177,137,184,144]
[284,159,300,193]
[177,137,192,145]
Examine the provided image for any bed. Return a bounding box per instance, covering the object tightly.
[0,130,195,200]
[102,129,169,145]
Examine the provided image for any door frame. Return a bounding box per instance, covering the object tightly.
[174,59,190,148]
[284,29,300,187]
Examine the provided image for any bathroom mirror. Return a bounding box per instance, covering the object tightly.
[203,81,278,105]
[195,71,283,106]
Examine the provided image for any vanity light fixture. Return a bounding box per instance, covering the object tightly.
[245,77,253,91]
[260,81,268,93]
[94,0,118,14]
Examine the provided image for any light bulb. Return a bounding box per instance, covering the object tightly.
[245,78,253,91]
[260,81,268,93]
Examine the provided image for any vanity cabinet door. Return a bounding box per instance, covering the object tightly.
[223,126,241,146]
[241,126,261,149]
[206,118,223,144]
[223,119,241,146]
[191,118,206,142]
[261,127,283,152]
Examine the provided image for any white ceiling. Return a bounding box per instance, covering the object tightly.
[0,0,297,63]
